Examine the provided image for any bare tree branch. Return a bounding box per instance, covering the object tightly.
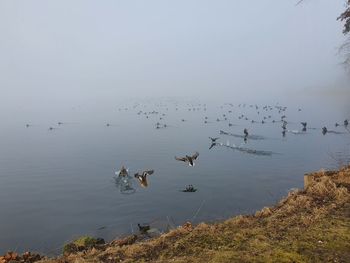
[298,1,350,68]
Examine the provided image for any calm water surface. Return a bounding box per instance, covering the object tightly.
[0,97,349,254]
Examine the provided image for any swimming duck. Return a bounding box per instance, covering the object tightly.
[175,152,199,167]
[137,223,150,233]
[282,122,287,130]
[117,166,129,177]
[244,128,249,137]
[322,127,328,135]
[182,185,197,192]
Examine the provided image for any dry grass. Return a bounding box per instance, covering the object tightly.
[37,166,350,263]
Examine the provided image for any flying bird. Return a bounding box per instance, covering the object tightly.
[175,152,199,167]
[134,170,154,187]
[209,137,219,143]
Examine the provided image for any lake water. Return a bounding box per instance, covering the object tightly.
[0,97,349,254]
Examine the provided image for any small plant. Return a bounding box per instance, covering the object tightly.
[63,236,105,255]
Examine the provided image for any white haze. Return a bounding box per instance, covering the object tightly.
[0,0,349,112]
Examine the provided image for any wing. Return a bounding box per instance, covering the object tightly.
[175,156,187,162]
[144,170,154,176]
[192,152,199,160]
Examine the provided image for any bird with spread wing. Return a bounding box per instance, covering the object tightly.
[134,170,154,187]
[175,152,199,167]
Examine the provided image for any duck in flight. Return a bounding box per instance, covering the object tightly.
[134,170,154,187]
[175,152,199,167]
[209,137,219,143]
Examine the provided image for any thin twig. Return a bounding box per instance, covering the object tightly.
[295,0,303,6]
[130,223,134,234]
[191,200,206,222]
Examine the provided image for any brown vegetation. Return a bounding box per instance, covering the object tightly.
[29,165,350,263]
[0,252,42,263]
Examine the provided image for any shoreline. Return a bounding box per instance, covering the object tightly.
[2,165,350,263]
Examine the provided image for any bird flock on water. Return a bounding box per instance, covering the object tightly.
[25,101,349,193]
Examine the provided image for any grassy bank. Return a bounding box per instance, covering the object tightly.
[3,166,350,263]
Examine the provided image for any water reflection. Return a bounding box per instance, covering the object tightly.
[216,143,275,156]
[220,130,266,140]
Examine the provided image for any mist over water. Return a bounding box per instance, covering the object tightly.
[0,97,349,254]
[0,0,349,255]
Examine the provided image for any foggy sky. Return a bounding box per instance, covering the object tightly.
[0,0,348,109]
